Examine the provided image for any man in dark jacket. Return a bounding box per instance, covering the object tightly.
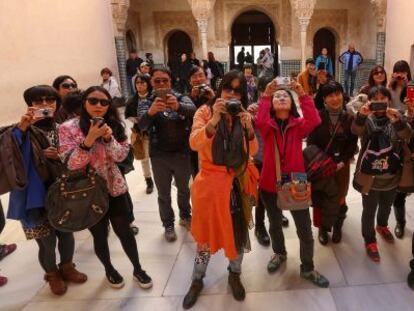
[138,68,196,242]
[177,53,192,94]
[126,49,143,95]
[237,47,246,71]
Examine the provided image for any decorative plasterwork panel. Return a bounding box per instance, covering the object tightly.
[307,9,348,47]
[153,11,199,46]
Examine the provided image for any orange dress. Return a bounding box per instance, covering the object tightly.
[190,105,259,260]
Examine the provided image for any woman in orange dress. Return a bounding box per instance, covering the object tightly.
[182,71,259,309]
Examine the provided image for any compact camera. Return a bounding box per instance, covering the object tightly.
[33,108,52,118]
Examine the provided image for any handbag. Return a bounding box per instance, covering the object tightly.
[303,116,340,182]
[274,136,311,211]
[130,128,146,160]
[45,155,109,232]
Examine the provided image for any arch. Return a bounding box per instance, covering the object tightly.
[313,27,339,76]
[230,9,278,75]
[126,29,137,52]
[228,5,281,44]
[164,29,193,70]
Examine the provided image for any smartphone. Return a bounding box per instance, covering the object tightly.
[291,172,308,183]
[370,102,387,111]
[155,88,171,102]
[407,84,414,100]
[33,108,52,118]
[275,76,291,86]
[92,117,105,126]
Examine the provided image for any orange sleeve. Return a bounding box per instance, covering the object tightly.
[190,105,213,152]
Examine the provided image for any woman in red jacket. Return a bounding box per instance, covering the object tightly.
[255,80,329,288]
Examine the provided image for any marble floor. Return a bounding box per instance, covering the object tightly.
[1,163,414,311]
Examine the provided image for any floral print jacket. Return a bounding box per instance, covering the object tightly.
[58,118,129,197]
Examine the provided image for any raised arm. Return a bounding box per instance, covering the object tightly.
[297,95,322,138]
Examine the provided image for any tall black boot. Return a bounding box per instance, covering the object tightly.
[332,204,347,244]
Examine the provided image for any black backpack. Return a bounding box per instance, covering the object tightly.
[360,118,402,175]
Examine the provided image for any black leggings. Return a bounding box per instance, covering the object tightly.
[89,194,142,274]
[0,201,5,234]
[35,230,75,272]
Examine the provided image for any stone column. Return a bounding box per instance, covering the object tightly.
[290,0,316,70]
[371,0,387,66]
[111,0,130,98]
[196,18,209,59]
[299,18,311,70]
[189,0,216,59]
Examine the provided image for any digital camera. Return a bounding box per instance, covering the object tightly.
[226,99,242,116]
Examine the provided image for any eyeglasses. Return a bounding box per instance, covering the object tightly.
[61,83,77,90]
[373,71,385,76]
[86,97,111,107]
[153,78,170,84]
[223,87,242,94]
[32,97,57,105]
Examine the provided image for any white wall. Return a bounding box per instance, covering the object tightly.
[384,0,414,75]
[0,0,118,125]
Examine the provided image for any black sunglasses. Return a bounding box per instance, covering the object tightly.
[61,83,77,89]
[86,97,111,107]
[32,96,57,105]
[223,86,242,94]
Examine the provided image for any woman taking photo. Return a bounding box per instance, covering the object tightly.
[125,74,154,194]
[59,86,152,289]
[255,79,330,288]
[6,85,87,295]
[182,71,259,309]
[52,75,79,123]
[352,85,411,262]
[307,82,358,245]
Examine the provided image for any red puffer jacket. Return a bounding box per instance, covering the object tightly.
[255,95,321,193]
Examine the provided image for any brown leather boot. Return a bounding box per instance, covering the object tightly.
[44,270,67,295]
[59,262,88,284]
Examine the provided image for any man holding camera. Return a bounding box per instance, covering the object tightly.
[189,66,216,177]
[138,68,196,242]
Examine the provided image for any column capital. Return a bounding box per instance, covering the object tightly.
[196,18,209,33]
[111,0,130,36]
[188,0,216,20]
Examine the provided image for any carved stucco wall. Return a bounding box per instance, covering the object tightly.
[125,10,143,50]
[213,0,292,47]
[307,9,347,47]
[153,11,199,50]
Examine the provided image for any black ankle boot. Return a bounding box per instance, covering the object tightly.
[332,218,344,244]
[145,177,154,194]
[183,279,203,309]
[318,228,329,245]
[394,222,405,239]
[228,271,245,301]
[255,225,270,246]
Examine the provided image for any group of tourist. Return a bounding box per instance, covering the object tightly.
[1,46,414,310]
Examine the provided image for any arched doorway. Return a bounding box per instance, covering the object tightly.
[126,30,137,52]
[313,28,336,76]
[166,30,193,70]
[230,10,278,75]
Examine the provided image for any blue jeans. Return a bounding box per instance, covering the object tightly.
[127,75,134,96]
[344,70,357,96]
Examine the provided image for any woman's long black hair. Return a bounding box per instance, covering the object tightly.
[208,70,249,109]
[79,86,127,142]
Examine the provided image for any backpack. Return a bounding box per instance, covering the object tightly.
[360,118,402,175]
